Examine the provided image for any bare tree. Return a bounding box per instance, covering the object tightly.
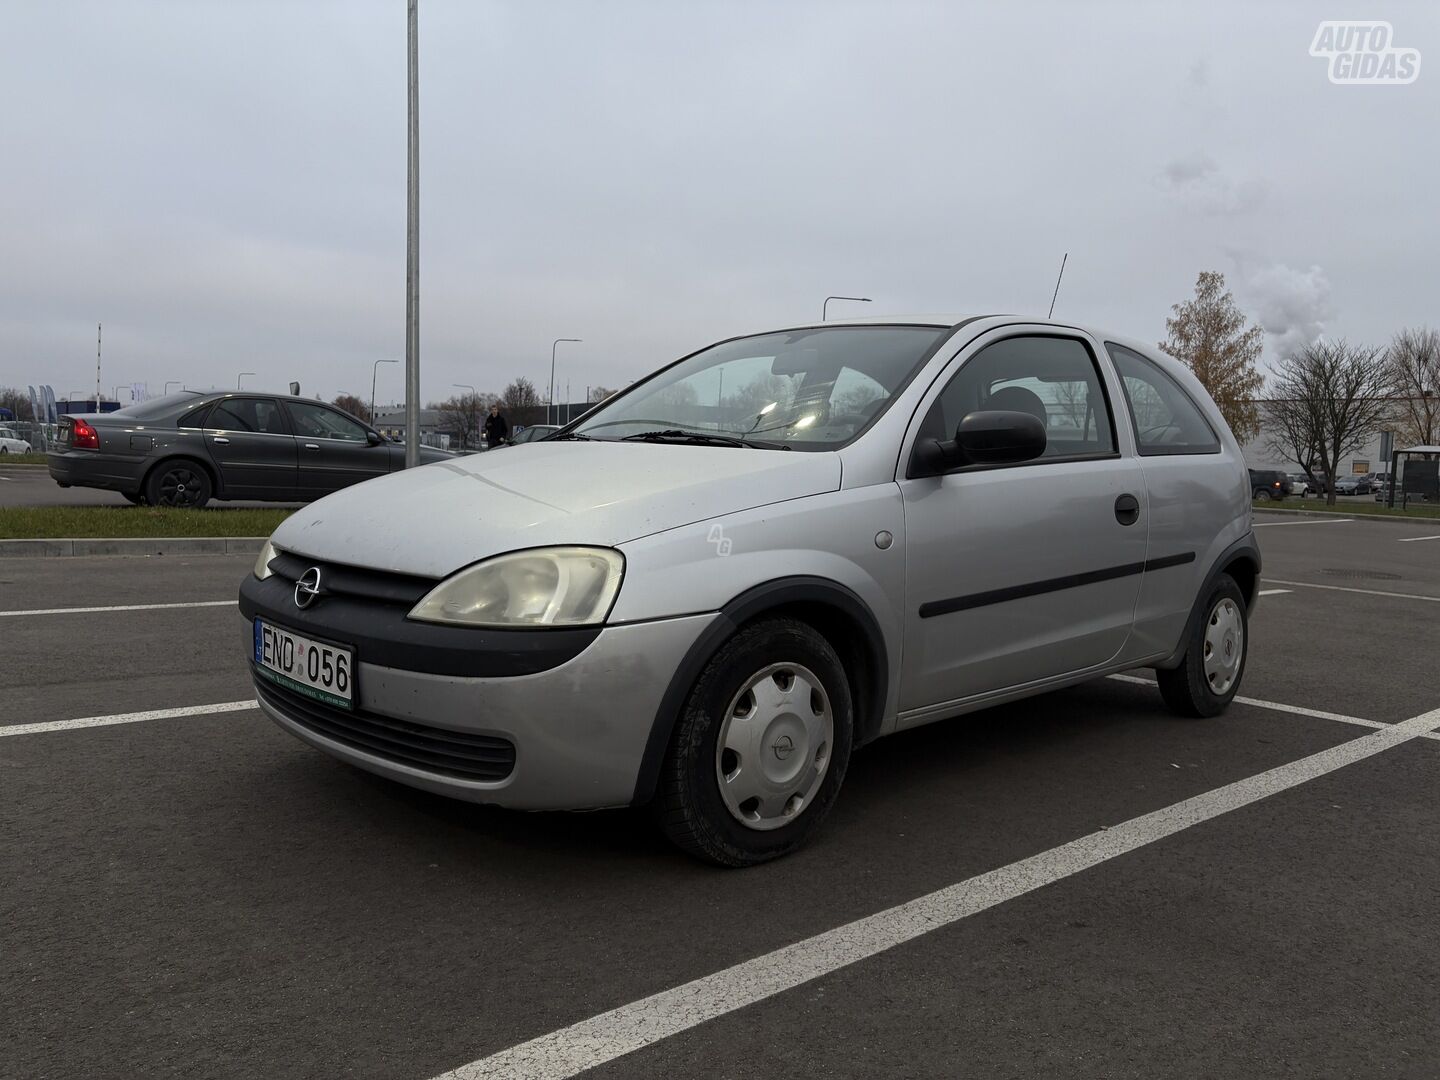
[1386,326,1440,447]
[587,385,616,403]
[436,392,484,449]
[1265,340,1391,506]
[502,377,541,410]
[332,393,370,422]
[1159,271,1265,443]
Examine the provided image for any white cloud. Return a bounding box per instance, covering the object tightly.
[1231,258,1333,361]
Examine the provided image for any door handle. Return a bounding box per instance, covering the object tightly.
[212,437,229,445]
[1114,493,1140,526]
[303,443,319,450]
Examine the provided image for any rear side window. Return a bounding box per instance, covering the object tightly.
[209,397,288,435]
[178,404,212,429]
[921,335,1117,462]
[1104,343,1220,455]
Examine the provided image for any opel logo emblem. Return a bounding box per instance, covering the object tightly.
[772,734,795,761]
[294,567,323,610]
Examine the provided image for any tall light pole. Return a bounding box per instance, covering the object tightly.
[549,338,581,424]
[403,0,421,468]
[237,372,256,390]
[822,295,871,321]
[371,357,398,425]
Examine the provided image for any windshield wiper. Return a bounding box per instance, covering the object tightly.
[548,431,592,441]
[621,429,777,449]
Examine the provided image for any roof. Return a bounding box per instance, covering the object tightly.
[1400,445,1440,454]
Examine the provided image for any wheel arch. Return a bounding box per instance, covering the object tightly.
[630,576,890,806]
[1157,532,1261,669]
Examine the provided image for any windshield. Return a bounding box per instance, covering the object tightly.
[572,325,948,450]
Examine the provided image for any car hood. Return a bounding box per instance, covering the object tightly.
[272,441,842,578]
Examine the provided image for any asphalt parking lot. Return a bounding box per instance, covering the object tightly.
[4,511,1438,1079]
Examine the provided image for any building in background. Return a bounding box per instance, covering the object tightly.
[371,406,447,449]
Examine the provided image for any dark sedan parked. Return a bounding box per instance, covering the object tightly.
[47,390,452,507]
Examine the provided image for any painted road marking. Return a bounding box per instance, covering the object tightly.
[0,701,257,738]
[1107,673,1440,742]
[1252,518,1351,527]
[1258,588,1292,596]
[0,600,237,618]
[1396,535,1440,543]
[429,705,1440,1080]
[1264,579,1440,604]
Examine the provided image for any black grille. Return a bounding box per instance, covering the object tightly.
[255,676,515,782]
[269,552,435,606]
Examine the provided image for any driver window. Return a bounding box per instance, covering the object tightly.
[284,401,368,442]
[922,335,1116,461]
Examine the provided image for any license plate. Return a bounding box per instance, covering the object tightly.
[253,619,354,709]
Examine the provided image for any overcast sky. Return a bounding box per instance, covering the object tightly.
[3,1,1436,407]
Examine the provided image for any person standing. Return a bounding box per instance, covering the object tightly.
[483,402,511,449]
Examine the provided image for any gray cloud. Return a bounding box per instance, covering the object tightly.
[1158,154,1268,216]
[1232,258,1333,362]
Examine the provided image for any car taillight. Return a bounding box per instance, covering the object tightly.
[71,420,100,449]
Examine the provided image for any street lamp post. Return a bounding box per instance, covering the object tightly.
[549,338,581,425]
[403,0,421,468]
[822,295,872,321]
[237,372,256,390]
[371,358,398,425]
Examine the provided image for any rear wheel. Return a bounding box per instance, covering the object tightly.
[655,617,853,866]
[1157,574,1248,718]
[145,461,213,508]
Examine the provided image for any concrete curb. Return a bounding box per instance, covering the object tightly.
[1254,505,1440,527]
[0,537,266,558]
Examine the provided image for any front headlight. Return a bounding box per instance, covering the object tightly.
[253,538,278,580]
[408,546,624,628]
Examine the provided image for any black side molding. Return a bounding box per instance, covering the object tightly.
[920,552,1196,619]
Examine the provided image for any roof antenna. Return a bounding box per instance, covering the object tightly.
[1047,252,1068,319]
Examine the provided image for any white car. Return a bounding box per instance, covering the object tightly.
[0,426,32,454]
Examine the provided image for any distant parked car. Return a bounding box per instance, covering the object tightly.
[1287,473,1314,496]
[509,424,561,445]
[47,390,453,507]
[1335,475,1376,496]
[1248,468,1289,500]
[0,426,32,454]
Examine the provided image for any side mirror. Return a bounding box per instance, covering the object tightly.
[366,430,384,446]
[913,410,1047,475]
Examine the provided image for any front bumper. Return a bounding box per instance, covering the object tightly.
[46,451,144,493]
[240,601,718,811]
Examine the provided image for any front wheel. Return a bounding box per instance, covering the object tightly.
[1157,574,1248,718]
[655,618,853,866]
[145,461,213,508]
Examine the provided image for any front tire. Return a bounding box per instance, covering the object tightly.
[655,617,853,866]
[145,461,213,508]
[1157,574,1248,718]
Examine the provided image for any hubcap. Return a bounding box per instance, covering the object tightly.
[715,662,833,832]
[160,468,201,507]
[1202,597,1244,695]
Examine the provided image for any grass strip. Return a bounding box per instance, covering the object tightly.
[0,506,292,539]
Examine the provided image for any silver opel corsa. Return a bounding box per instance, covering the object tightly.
[241,315,1259,865]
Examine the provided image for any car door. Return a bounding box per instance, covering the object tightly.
[282,400,391,498]
[202,397,299,500]
[895,328,1149,725]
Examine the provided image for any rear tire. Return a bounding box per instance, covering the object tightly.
[1157,574,1248,718]
[144,460,213,508]
[655,617,853,867]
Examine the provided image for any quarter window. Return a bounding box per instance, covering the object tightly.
[919,335,1116,464]
[1104,343,1220,455]
[209,398,288,435]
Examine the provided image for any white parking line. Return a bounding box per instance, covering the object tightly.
[0,700,257,738]
[1396,535,1440,543]
[431,705,1440,1080]
[1258,588,1292,596]
[0,600,237,618]
[1263,579,1440,604]
[1251,518,1351,527]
